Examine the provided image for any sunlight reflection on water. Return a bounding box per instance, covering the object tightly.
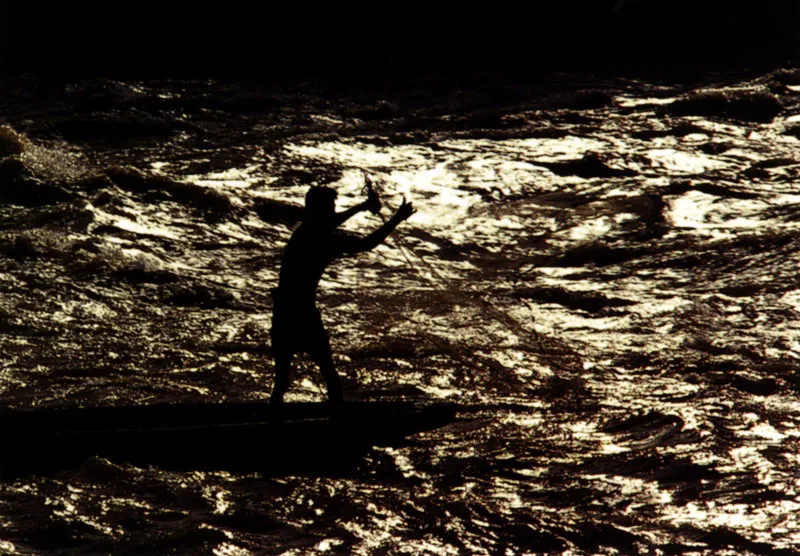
[669,191,764,229]
[646,148,728,174]
[5,73,800,555]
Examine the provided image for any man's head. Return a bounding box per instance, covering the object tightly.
[304,186,337,224]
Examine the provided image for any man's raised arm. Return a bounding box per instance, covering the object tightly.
[337,198,416,254]
[333,201,368,228]
[334,190,382,228]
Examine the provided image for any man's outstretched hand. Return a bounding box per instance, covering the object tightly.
[395,197,416,222]
[365,189,382,215]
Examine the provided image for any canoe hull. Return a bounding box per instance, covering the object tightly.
[1,401,457,480]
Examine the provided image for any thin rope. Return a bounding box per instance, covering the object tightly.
[362,171,580,374]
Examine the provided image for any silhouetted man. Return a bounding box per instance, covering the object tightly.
[270,186,415,404]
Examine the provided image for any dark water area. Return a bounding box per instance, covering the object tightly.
[3,41,800,556]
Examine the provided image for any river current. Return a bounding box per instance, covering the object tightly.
[1,69,800,554]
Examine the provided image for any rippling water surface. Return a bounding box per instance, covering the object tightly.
[2,69,800,554]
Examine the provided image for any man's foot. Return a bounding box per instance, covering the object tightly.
[269,396,286,423]
[325,395,344,420]
[326,392,344,412]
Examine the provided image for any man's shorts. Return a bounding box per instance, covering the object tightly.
[270,291,331,357]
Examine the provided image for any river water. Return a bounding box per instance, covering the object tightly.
[1,69,800,554]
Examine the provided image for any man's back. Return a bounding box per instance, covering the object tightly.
[277,222,337,307]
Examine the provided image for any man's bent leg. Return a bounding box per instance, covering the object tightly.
[270,351,292,405]
[305,310,343,403]
[310,341,342,404]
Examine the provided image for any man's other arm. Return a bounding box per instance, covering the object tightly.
[336,199,415,254]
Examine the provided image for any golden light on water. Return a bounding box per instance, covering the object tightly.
[3,73,800,554]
